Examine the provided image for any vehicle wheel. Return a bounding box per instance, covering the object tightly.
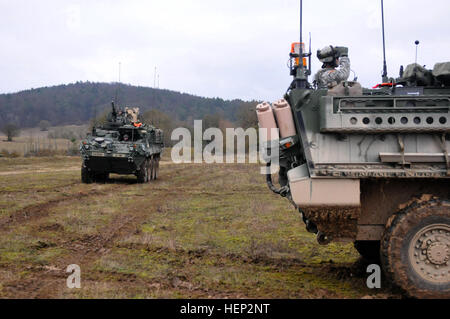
[381,198,450,298]
[354,241,381,262]
[137,160,148,184]
[81,166,93,184]
[95,172,109,183]
[148,157,154,182]
[153,156,159,180]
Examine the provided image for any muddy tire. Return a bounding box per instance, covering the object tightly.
[354,241,380,262]
[381,198,450,299]
[81,166,94,184]
[137,160,149,184]
[153,156,159,180]
[149,156,155,181]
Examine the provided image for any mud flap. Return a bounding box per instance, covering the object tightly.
[288,165,361,240]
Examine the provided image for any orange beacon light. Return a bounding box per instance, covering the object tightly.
[291,42,307,67]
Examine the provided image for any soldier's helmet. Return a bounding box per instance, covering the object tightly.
[317,45,337,63]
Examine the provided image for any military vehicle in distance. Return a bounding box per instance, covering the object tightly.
[257,6,449,299]
[80,102,164,184]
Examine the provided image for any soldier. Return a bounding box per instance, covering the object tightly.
[314,46,350,89]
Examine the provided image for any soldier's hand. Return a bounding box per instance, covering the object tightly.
[334,46,349,58]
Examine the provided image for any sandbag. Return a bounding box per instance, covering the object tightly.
[402,63,434,86]
[433,62,450,85]
[327,81,363,96]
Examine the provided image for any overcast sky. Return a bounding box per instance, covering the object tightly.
[1,0,450,102]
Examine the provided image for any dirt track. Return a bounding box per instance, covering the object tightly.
[0,157,403,299]
[0,161,171,176]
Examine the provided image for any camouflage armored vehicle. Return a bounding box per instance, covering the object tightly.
[257,9,449,299]
[80,102,164,184]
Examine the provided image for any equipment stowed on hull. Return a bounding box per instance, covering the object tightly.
[273,99,297,138]
[256,102,279,142]
[257,0,450,299]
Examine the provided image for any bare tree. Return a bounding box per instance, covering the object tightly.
[39,120,51,131]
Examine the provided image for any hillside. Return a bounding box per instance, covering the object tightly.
[0,82,258,128]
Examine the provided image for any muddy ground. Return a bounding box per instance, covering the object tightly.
[0,156,403,299]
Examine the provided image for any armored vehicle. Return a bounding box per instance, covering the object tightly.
[80,102,164,184]
[257,6,449,299]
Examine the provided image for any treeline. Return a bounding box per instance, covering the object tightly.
[0,82,258,129]
[89,105,258,147]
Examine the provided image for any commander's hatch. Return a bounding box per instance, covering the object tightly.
[118,126,143,142]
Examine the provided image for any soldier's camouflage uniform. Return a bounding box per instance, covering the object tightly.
[314,57,351,88]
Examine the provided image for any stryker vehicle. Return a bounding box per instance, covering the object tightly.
[80,102,164,183]
[257,2,449,298]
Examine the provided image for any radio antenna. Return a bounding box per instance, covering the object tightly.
[294,0,308,88]
[299,0,303,61]
[415,40,420,64]
[381,0,388,83]
[308,32,312,76]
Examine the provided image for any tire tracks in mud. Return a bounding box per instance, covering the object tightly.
[1,194,148,298]
[29,213,162,298]
[0,189,107,230]
[0,162,173,177]
[2,167,273,298]
[0,181,80,195]
[0,167,80,176]
[76,244,386,299]
[1,164,400,299]
[13,174,181,298]
[2,165,217,298]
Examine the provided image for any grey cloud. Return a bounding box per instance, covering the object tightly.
[0,0,449,102]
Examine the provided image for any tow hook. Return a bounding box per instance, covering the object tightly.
[317,232,332,245]
[279,186,289,197]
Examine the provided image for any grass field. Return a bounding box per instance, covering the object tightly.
[0,156,402,299]
[0,125,87,156]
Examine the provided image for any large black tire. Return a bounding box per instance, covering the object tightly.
[156,157,160,180]
[137,160,149,184]
[354,241,381,262]
[149,156,155,181]
[381,198,450,299]
[95,172,109,184]
[81,166,94,184]
[152,156,159,180]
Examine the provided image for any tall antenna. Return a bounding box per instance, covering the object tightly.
[415,40,420,64]
[294,0,308,89]
[381,0,388,83]
[154,66,157,88]
[308,32,312,76]
[299,0,303,62]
